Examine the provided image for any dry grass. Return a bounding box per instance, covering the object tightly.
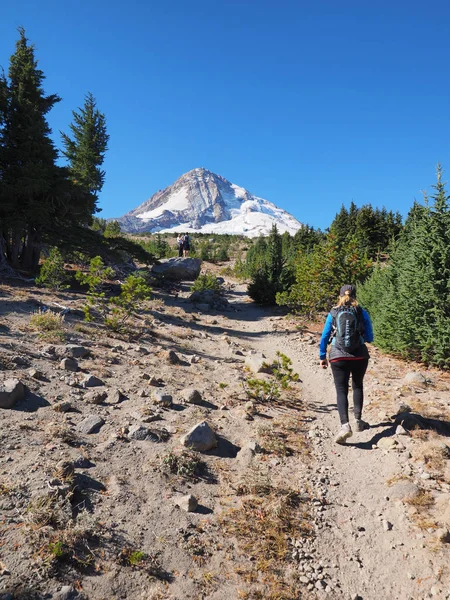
[30,310,65,341]
[386,474,409,486]
[405,489,435,508]
[412,437,450,476]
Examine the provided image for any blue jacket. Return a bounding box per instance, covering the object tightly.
[319,307,374,360]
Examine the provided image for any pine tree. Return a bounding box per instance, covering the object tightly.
[61,92,109,224]
[0,28,66,270]
[359,166,450,367]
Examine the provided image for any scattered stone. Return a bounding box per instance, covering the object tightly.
[244,401,257,415]
[180,388,203,405]
[65,344,90,359]
[245,353,271,374]
[107,388,124,404]
[382,520,393,531]
[0,379,26,409]
[164,350,181,365]
[73,455,92,468]
[435,528,450,543]
[77,415,105,434]
[129,407,161,423]
[189,355,200,364]
[53,585,75,600]
[52,401,72,413]
[152,391,173,407]
[377,437,399,451]
[137,346,150,355]
[82,375,104,388]
[11,355,29,366]
[176,494,198,512]
[60,358,79,372]
[148,376,160,386]
[389,481,420,502]
[181,421,217,452]
[396,425,410,436]
[403,371,427,388]
[83,390,107,405]
[28,368,43,380]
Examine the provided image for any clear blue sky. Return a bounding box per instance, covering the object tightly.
[1,0,450,230]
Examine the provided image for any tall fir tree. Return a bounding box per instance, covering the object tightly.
[61,92,109,224]
[0,27,66,269]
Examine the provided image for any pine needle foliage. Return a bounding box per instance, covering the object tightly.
[359,165,450,368]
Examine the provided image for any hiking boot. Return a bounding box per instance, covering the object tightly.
[355,419,370,432]
[335,423,352,445]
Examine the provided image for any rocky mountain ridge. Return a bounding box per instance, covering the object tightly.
[115,168,302,237]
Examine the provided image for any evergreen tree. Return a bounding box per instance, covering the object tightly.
[61,92,109,224]
[359,166,450,367]
[247,225,287,305]
[0,27,67,270]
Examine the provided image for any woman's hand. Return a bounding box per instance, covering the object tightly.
[320,358,328,369]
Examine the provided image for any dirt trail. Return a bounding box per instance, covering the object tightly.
[229,283,450,600]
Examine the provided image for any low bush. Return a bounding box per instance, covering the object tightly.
[190,273,221,294]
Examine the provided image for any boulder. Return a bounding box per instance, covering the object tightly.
[181,421,217,452]
[151,257,201,281]
[388,481,420,501]
[152,391,173,407]
[180,388,202,405]
[164,350,181,365]
[65,345,90,359]
[403,371,427,388]
[107,389,124,404]
[82,375,104,388]
[245,353,271,374]
[377,437,399,451]
[83,390,107,405]
[60,358,79,372]
[0,379,26,409]
[77,415,105,434]
[176,494,198,512]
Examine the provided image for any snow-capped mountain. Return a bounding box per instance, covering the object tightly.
[115,168,302,237]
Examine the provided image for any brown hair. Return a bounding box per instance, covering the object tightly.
[336,289,358,308]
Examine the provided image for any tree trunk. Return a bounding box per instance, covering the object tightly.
[22,225,41,272]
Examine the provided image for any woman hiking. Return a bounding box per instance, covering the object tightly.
[319,284,374,445]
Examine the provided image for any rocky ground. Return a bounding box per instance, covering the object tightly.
[0,269,449,600]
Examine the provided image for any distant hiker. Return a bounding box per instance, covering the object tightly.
[319,284,374,445]
[177,234,184,257]
[183,233,190,257]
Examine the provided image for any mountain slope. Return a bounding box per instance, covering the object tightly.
[115,168,302,237]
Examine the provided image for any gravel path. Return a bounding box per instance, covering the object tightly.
[230,283,450,600]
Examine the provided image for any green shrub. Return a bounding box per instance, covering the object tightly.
[36,247,70,290]
[106,273,152,331]
[190,273,221,294]
[75,256,114,321]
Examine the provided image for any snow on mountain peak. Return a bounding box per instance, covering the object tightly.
[115,169,302,237]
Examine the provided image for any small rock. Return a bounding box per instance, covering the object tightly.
[152,391,173,407]
[164,350,181,364]
[180,388,202,405]
[11,355,29,366]
[60,357,79,372]
[54,585,74,600]
[244,401,257,415]
[377,437,399,451]
[65,345,90,359]
[0,379,26,409]
[28,368,43,380]
[83,390,107,405]
[181,421,217,452]
[382,520,393,531]
[137,346,150,355]
[128,425,154,440]
[396,425,410,436]
[176,494,198,512]
[189,355,200,364]
[403,372,427,388]
[77,415,105,434]
[82,375,104,388]
[52,401,72,413]
[435,528,450,543]
[245,353,271,374]
[107,389,124,404]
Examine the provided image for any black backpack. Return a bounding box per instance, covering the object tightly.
[331,305,364,353]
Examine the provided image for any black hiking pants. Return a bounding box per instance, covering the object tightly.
[330,359,369,425]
